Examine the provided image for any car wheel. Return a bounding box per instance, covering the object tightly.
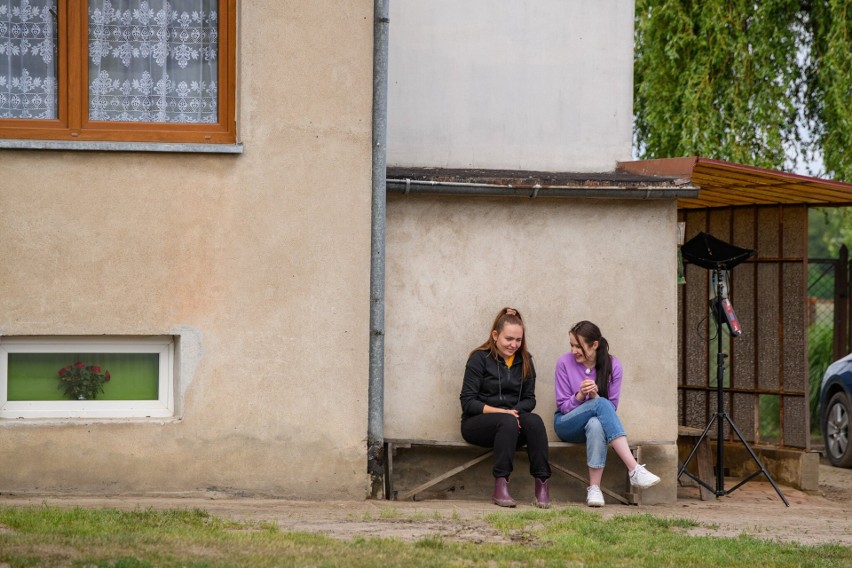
[824,391,852,468]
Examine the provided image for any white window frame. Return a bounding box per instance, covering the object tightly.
[0,336,174,419]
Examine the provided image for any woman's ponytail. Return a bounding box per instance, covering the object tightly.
[571,320,612,400]
[595,336,611,400]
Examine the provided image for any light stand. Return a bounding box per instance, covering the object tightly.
[678,233,789,506]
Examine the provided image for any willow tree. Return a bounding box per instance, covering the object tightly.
[634,0,852,182]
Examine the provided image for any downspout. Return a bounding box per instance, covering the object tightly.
[368,0,389,498]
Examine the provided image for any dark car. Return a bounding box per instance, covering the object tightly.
[819,353,852,467]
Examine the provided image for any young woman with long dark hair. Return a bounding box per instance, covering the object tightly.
[460,307,552,508]
[553,320,660,507]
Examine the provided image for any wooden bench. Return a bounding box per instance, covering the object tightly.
[677,425,714,501]
[383,438,646,505]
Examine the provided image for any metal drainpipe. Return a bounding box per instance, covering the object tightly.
[368,0,389,499]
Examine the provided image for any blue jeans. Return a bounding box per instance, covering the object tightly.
[553,397,626,469]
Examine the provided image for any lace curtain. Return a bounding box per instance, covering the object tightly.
[1,0,218,123]
[0,0,57,119]
[89,0,219,123]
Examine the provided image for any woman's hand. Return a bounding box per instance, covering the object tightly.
[483,406,521,428]
[577,379,599,401]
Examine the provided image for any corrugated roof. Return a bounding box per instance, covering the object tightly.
[618,157,852,209]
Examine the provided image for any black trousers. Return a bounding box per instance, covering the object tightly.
[461,412,551,480]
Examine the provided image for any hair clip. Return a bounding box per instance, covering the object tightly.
[505,308,517,316]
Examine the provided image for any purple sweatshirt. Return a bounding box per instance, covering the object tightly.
[554,352,623,415]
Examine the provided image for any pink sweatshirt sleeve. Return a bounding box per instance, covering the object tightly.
[554,354,582,414]
[608,356,623,410]
[555,354,623,413]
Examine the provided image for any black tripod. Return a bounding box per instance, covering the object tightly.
[677,267,789,506]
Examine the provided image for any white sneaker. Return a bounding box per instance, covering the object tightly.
[629,464,661,489]
[586,485,605,507]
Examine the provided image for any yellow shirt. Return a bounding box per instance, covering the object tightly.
[505,354,515,368]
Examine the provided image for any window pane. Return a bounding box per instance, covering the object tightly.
[87,0,218,123]
[0,0,58,119]
[7,352,159,401]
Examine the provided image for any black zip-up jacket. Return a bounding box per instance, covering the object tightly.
[460,349,537,419]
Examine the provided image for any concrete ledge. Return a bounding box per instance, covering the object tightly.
[704,442,819,491]
[0,139,244,154]
[634,442,678,505]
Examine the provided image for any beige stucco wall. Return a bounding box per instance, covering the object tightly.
[0,2,374,498]
[384,196,679,502]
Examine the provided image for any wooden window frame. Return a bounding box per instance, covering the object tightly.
[0,0,236,144]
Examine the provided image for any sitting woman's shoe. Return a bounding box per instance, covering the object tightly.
[534,478,551,509]
[492,477,517,507]
[629,464,661,489]
[586,485,605,507]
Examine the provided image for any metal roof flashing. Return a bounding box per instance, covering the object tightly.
[386,167,698,199]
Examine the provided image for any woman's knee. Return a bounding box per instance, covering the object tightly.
[553,412,584,443]
[591,397,615,416]
[492,413,521,438]
[520,412,545,429]
[463,413,520,446]
[585,417,605,440]
[493,413,518,427]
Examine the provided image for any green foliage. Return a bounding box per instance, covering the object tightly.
[809,322,835,434]
[806,1,852,182]
[809,208,835,259]
[635,1,852,182]
[759,394,780,441]
[810,208,852,258]
[807,207,848,434]
[808,263,834,300]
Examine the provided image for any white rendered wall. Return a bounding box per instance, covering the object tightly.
[388,0,635,172]
[384,197,678,447]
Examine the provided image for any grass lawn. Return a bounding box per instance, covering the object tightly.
[0,505,849,567]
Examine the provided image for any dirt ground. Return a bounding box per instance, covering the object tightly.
[1,461,850,547]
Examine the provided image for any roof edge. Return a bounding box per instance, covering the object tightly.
[617,157,700,177]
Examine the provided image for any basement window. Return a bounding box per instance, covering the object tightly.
[0,336,174,419]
